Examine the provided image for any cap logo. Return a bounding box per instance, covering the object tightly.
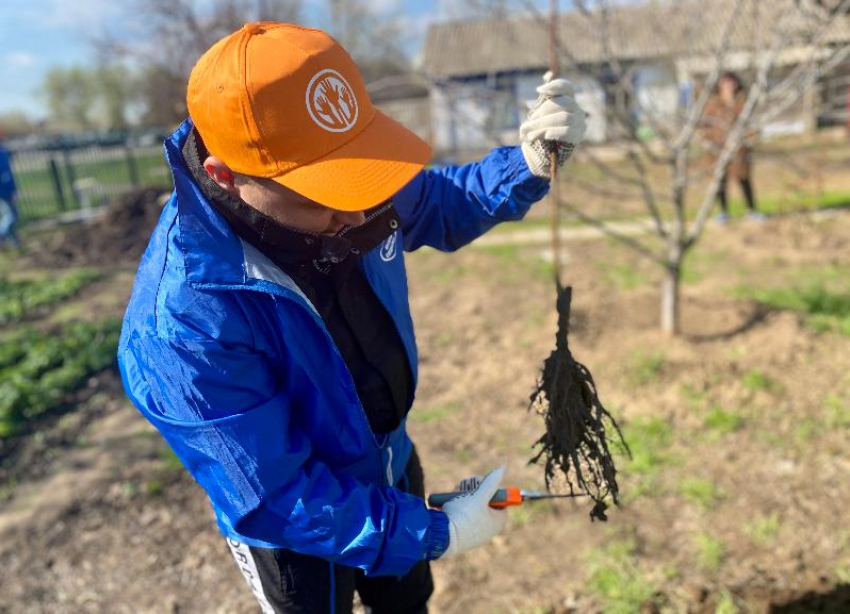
[306,69,359,133]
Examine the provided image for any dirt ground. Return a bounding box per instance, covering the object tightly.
[18,187,170,270]
[1,171,850,613]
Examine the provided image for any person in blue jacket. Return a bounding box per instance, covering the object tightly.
[0,129,21,249]
[118,22,586,614]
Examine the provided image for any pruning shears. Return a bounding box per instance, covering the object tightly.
[427,488,573,509]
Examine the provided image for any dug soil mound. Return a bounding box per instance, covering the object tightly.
[24,187,168,269]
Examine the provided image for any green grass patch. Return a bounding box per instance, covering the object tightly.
[0,319,121,439]
[429,263,471,284]
[586,539,660,614]
[826,394,850,429]
[748,284,850,336]
[714,589,744,614]
[475,243,554,282]
[159,445,184,473]
[745,511,781,546]
[410,402,462,423]
[680,383,709,408]
[694,532,724,571]
[793,416,824,444]
[741,369,780,393]
[0,269,101,326]
[616,417,676,498]
[704,405,745,437]
[629,352,666,386]
[680,477,725,511]
[602,263,649,290]
[725,189,850,218]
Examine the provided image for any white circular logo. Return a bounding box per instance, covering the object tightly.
[380,232,398,262]
[306,69,359,133]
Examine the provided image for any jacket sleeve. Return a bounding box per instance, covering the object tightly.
[393,145,549,252]
[118,331,450,576]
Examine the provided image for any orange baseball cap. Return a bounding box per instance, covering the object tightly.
[187,22,432,212]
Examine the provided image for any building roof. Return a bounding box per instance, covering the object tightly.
[422,0,850,78]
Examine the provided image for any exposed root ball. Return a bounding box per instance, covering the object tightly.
[529,284,629,521]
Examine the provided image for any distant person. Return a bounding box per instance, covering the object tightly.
[0,129,21,249]
[703,72,764,223]
[118,22,586,614]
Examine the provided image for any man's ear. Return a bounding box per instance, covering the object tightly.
[203,156,239,197]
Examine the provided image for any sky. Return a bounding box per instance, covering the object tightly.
[0,0,560,119]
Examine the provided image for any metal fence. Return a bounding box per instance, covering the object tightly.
[10,140,173,224]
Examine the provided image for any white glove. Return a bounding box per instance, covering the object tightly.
[520,72,587,179]
[441,467,508,557]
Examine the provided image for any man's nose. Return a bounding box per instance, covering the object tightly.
[336,210,366,227]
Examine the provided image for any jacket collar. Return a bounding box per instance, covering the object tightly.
[165,118,253,288]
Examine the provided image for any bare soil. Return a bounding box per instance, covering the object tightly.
[19,187,169,269]
[1,196,849,613]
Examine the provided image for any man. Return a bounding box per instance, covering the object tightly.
[119,22,585,614]
[0,129,21,249]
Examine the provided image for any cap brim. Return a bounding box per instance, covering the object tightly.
[271,110,433,212]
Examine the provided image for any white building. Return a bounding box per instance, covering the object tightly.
[419,0,850,156]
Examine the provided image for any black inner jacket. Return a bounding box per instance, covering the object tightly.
[182,129,413,435]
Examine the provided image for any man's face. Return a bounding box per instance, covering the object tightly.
[204,154,368,235]
[719,77,738,100]
[235,175,367,235]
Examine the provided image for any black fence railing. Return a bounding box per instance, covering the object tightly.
[10,139,173,224]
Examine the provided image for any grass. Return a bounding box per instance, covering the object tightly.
[724,189,850,218]
[680,383,709,408]
[745,512,782,546]
[602,263,649,290]
[585,539,660,614]
[741,370,780,394]
[680,477,725,511]
[159,445,184,473]
[476,243,554,282]
[835,562,850,584]
[629,352,666,386]
[14,150,170,223]
[410,402,462,423]
[616,416,676,499]
[714,589,744,614]
[747,283,850,336]
[508,499,556,527]
[694,532,725,572]
[0,269,101,326]
[793,416,824,444]
[703,405,745,437]
[826,394,850,429]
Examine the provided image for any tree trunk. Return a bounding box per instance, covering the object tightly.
[661,262,681,336]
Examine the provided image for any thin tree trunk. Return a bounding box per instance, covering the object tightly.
[661,260,681,336]
[663,149,688,336]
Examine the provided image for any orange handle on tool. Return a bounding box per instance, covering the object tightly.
[427,487,523,509]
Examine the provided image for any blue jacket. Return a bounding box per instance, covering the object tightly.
[118,119,548,576]
[0,145,16,203]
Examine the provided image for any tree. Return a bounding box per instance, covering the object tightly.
[42,66,99,131]
[41,64,139,132]
[520,0,850,335]
[94,0,302,127]
[96,64,138,131]
[325,0,410,82]
[0,112,39,138]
